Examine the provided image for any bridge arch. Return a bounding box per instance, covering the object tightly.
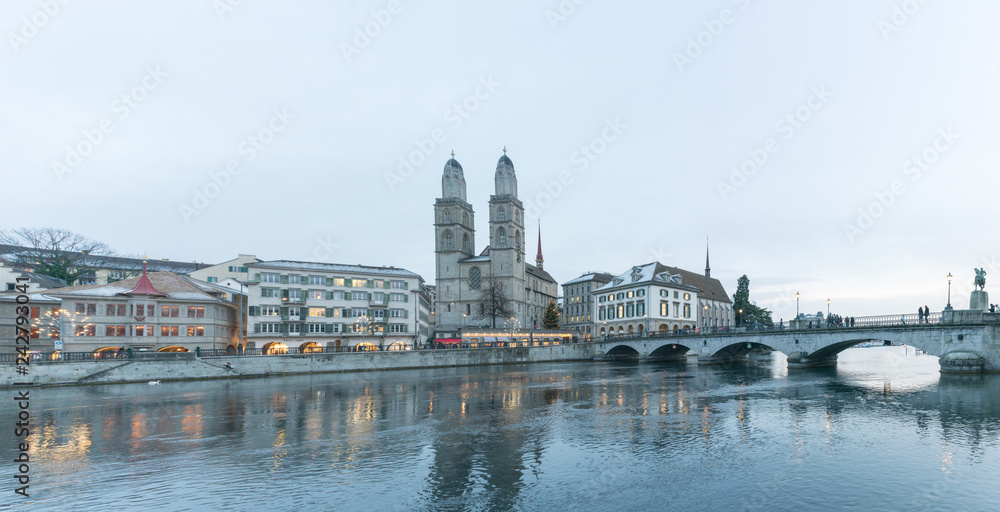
[649,342,692,362]
[709,341,778,363]
[605,345,640,360]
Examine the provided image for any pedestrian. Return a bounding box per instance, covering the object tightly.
[924,305,930,322]
[917,306,923,323]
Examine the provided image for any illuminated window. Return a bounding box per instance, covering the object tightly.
[160,326,180,336]
[186,326,205,336]
[187,306,205,318]
[309,308,326,317]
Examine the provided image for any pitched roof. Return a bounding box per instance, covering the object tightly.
[41,271,227,303]
[596,262,731,304]
[525,263,557,284]
[0,244,208,273]
[562,272,614,286]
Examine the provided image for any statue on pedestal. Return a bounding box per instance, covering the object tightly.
[975,268,987,291]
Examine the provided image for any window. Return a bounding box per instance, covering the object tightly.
[186,326,205,336]
[372,309,385,319]
[626,291,633,298]
[313,290,324,300]
[75,325,96,336]
[309,308,326,317]
[684,304,691,318]
[308,323,325,333]
[373,280,384,288]
[261,306,280,316]
[76,303,97,315]
[333,278,346,287]
[207,277,218,283]
[351,308,367,318]
[135,325,154,336]
[444,209,452,222]
[617,305,624,318]
[160,326,180,336]
[674,291,679,298]
[390,293,406,302]
[352,279,367,287]
[443,231,454,251]
[498,206,506,220]
[104,325,126,336]
[390,280,405,289]
[161,305,180,317]
[288,324,301,334]
[390,309,404,318]
[373,292,385,302]
[661,302,668,316]
[187,306,205,318]
[229,265,248,273]
[260,273,279,283]
[684,293,691,301]
[309,276,324,285]
[497,228,507,248]
[259,323,279,333]
[470,267,481,289]
[389,324,407,333]
[463,234,471,253]
[261,288,278,298]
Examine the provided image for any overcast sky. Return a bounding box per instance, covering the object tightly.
[3,1,998,320]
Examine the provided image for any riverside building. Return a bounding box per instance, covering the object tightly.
[245,260,428,353]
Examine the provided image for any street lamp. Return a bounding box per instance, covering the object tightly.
[796,291,800,318]
[738,308,743,328]
[827,298,831,319]
[946,272,953,310]
[703,305,708,329]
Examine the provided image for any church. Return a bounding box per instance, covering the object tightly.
[433,149,558,337]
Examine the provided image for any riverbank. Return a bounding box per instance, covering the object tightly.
[0,343,596,387]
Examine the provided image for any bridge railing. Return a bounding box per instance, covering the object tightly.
[599,312,948,343]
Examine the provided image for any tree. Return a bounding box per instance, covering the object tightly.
[732,274,774,328]
[542,300,560,329]
[475,276,513,328]
[0,228,115,285]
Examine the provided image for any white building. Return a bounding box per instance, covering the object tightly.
[188,254,261,284]
[246,260,427,352]
[594,261,733,338]
[562,271,614,339]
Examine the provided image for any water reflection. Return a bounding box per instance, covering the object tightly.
[3,347,1000,511]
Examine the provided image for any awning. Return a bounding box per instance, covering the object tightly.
[436,338,462,344]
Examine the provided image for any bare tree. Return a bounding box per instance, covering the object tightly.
[0,228,115,285]
[474,276,514,328]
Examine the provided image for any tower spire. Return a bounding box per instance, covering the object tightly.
[536,220,544,270]
[705,236,711,278]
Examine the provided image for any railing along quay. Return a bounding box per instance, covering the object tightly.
[0,339,588,364]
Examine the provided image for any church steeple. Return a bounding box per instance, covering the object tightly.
[536,221,544,270]
[441,150,467,201]
[494,146,518,197]
[705,236,711,278]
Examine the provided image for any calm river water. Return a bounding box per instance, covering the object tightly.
[5,346,1000,511]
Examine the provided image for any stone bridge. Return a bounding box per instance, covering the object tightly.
[594,319,1000,373]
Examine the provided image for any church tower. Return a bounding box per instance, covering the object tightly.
[435,152,476,329]
[488,147,526,326]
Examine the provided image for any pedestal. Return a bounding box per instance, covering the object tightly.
[971,290,989,312]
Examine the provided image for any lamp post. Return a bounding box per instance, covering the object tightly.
[946,272,953,310]
[796,291,800,318]
[703,305,708,330]
[643,314,647,336]
[827,298,831,319]
[738,308,743,328]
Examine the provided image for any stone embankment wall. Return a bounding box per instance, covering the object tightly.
[0,344,596,387]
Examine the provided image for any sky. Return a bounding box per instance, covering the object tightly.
[2,0,999,321]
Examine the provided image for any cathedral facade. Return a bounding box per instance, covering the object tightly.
[433,150,558,337]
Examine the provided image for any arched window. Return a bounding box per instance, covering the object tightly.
[463,212,469,226]
[515,230,521,252]
[497,228,507,248]
[444,209,451,222]
[498,206,506,221]
[462,233,471,253]
[443,230,454,251]
[515,209,520,223]
[470,267,481,289]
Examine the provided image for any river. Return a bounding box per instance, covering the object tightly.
[4,345,1000,511]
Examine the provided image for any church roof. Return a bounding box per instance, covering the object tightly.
[41,271,227,302]
[526,263,557,284]
[497,153,514,169]
[562,272,615,286]
[445,158,463,172]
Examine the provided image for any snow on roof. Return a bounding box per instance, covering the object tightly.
[0,292,60,303]
[41,272,226,303]
[562,272,614,286]
[252,260,421,278]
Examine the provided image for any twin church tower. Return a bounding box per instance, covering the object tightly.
[433,149,558,335]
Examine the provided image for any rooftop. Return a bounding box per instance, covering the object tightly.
[251,260,421,278]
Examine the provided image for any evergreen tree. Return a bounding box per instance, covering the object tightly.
[732,274,774,328]
[542,300,560,329]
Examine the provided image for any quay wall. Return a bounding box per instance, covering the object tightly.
[0,344,596,387]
